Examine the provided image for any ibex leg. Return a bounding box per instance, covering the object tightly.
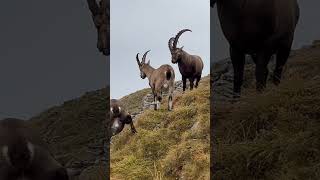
[182,76,187,92]
[195,75,201,88]
[189,78,194,90]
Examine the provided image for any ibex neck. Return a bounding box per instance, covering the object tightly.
[144,65,155,80]
[178,50,191,64]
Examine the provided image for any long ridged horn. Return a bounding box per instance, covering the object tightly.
[136,53,141,66]
[168,37,175,52]
[173,29,192,49]
[142,50,151,63]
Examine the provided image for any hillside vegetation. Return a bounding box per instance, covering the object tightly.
[29,89,108,180]
[212,41,320,179]
[111,76,210,180]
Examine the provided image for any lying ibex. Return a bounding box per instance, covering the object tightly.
[211,0,299,97]
[136,50,175,111]
[169,29,204,92]
[0,118,78,180]
[110,99,137,136]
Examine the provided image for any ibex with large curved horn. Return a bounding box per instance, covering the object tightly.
[136,50,175,111]
[169,29,204,92]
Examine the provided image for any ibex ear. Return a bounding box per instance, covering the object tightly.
[147,60,150,65]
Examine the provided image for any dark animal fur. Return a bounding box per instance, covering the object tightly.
[110,99,137,136]
[169,29,204,92]
[0,118,70,180]
[211,0,300,96]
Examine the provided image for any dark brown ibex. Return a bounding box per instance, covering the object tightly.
[0,118,78,180]
[211,0,299,97]
[136,50,175,111]
[110,99,137,136]
[169,29,204,92]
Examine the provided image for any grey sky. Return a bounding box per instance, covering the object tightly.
[111,0,210,99]
[0,0,108,120]
[211,0,320,62]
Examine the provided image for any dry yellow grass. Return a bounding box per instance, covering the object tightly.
[212,44,320,179]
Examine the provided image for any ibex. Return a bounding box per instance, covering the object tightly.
[211,0,299,97]
[110,99,137,136]
[0,118,78,180]
[169,29,204,92]
[136,50,175,111]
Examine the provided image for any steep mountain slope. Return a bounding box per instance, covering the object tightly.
[211,40,320,179]
[111,76,210,180]
[29,88,108,180]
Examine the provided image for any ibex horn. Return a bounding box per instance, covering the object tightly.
[142,50,151,64]
[136,53,141,66]
[168,37,175,51]
[173,29,192,49]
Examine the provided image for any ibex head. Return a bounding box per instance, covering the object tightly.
[136,50,151,79]
[110,105,122,117]
[168,29,191,64]
[111,114,133,136]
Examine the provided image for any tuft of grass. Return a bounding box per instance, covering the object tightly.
[111,76,210,179]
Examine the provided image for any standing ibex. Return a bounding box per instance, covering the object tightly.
[0,118,77,180]
[110,99,137,136]
[169,29,204,92]
[211,0,299,97]
[136,50,175,111]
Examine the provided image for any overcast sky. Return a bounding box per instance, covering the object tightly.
[211,0,320,62]
[0,0,108,120]
[111,0,210,99]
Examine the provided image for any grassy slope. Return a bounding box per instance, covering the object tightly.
[111,76,210,180]
[212,43,320,179]
[29,88,108,180]
[119,88,151,114]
